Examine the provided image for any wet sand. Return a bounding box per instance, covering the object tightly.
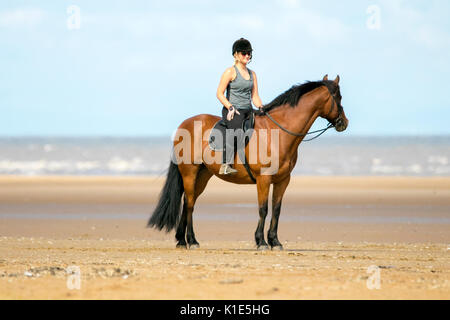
[0,176,449,299]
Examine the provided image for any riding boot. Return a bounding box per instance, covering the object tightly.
[219,164,238,175]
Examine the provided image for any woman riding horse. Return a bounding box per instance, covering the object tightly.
[216,38,263,175]
[148,68,349,250]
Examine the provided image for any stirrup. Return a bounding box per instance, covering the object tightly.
[219,164,238,175]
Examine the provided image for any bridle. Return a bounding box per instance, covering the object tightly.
[259,86,342,141]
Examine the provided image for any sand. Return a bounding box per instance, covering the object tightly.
[0,175,449,300]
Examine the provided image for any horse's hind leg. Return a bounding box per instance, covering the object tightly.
[175,165,199,248]
[175,200,188,248]
[177,165,213,249]
[187,166,213,248]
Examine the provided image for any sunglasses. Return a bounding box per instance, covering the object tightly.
[239,51,252,57]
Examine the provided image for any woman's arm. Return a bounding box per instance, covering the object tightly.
[216,67,234,110]
[251,71,263,109]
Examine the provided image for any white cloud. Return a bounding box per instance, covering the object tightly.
[380,0,450,50]
[81,4,348,44]
[415,24,450,49]
[236,15,264,30]
[0,8,46,28]
[278,0,301,9]
[267,8,351,45]
[121,54,155,72]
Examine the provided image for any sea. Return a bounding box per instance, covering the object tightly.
[0,136,449,176]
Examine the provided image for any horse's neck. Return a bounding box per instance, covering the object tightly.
[263,88,327,155]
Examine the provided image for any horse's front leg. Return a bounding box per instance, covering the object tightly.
[268,175,291,250]
[255,176,271,250]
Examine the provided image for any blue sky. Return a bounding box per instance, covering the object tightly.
[1,0,449,136]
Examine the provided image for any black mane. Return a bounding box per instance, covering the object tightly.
[262,80,333,113]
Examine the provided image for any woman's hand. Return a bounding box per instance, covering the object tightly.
[226,106,240,121]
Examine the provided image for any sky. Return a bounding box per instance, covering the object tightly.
[1,0,449,137]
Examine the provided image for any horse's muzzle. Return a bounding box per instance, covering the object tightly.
[334,117,348,132]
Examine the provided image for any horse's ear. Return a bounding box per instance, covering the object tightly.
[334,75,340,85]
[323,74,328,81]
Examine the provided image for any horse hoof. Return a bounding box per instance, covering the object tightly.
[189,244,200,250]
[176,243,187,249]
[271,245,283,251]
[257,245,269,251]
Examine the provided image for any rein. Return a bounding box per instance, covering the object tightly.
[258,88,338,142]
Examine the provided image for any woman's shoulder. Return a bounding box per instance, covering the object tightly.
[224,65,237,74]
[223,65,237,81]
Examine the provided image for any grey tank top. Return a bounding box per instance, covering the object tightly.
[226,65,253,110]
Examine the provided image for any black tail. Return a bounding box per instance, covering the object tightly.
[148,161,184,232]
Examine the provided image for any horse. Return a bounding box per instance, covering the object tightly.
[148,74,348,250]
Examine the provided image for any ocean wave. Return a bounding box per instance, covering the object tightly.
[0,159,166,175]
[0,136,449,176]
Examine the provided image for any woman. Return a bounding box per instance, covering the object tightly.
[216,38,263,175]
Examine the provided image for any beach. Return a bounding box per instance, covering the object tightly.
[0,176,449,299]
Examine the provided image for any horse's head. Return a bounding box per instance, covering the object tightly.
[321,75,348,132]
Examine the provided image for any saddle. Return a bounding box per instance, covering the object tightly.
[208,110,255,151]
[208,109,261,183]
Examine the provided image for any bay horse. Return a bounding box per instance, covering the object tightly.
[148,75,348,250]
